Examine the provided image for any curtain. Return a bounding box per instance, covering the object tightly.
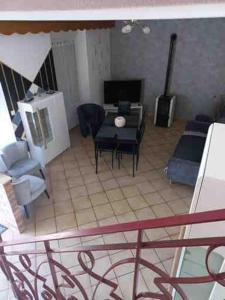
[52,41,80,130]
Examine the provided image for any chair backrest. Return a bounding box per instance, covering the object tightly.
[0,141,29,170]
[137,119,146,145]
[118,101,131,116]
[12,177,31,206]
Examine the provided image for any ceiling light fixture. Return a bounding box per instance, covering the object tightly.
[121,20,150,35]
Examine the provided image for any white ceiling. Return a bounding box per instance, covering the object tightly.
[0,0,225,20]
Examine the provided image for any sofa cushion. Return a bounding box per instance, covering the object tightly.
[173,135,206,163]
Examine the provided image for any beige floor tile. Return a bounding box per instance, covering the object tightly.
[117,211,137,223]
[167,199,189,214]
[83,173,99,184]
[94,203,114,220]
[143,192,165,206]
[155,244,175,262]
[54,201,74,216]
[111,199,131,215]
[36,194,53,206]
[138,248,160,264]
[111,168,128,177]
[76,208,96,226]
[122,185,140,198]
[80,165,95,175]
[135,207,155,220]
[118,272,148,299]
[65,168,81,178]
[116,175,134,187]
[70,185,88,198]
[136,181,156,195]
[98,171,113,181]
[166,225,181,236]
[145,227,169,241]
[90,192,108,206]
[67,176,84,188]
[103,232,126,245]
[151,203,174,218]
[36,218,56,235]
[106,188,124,202]
[101,178,119,190]
[35,204,54,222]
[159,188,179,201]
[127,195,148,210]
[98,216,118,226]
[53,189,71,202]
[51,180,68,191]
[72,196,92,211]
[56,213,77,231]
[162,257,174,274]
[50,171,65,182]
[110,250,134,277]
[151,178,170,190]
[79,221,99,242]
[141,263,165,293]
[86,182,103,195]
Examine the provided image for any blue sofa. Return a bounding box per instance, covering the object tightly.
[166,117,212,186]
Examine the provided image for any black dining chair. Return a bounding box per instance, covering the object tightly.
[116,119,145,176]
[118,101,131,116]
[90,124,117,174]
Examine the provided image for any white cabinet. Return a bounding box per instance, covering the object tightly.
[174,123,225,299]
[18,92,70,167]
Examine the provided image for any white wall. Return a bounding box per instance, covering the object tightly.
[0,83,16,148]
[0,33,51,81]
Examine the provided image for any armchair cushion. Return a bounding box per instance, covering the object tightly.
[12,175,46,206]
[8,158,41,178]
[1,141,28,169]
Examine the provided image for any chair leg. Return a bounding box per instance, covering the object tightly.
[45,190,50,199]
[136,150,139,171]
[39,169,45,179]
[118,152,120,169]
[96,149,99,174]
[133,152,135,177]
[111,152,114,169]
[24,205,29,218]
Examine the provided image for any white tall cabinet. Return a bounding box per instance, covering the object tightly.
[18,92,70,167]
[174,123,225,299]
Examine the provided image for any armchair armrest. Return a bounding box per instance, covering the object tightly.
[12,177,31,206]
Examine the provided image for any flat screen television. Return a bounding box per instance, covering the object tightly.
[104,80,142,105]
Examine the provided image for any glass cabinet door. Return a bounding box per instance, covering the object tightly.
[26,108,53,147]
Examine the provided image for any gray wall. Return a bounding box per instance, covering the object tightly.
[111,19,225,119]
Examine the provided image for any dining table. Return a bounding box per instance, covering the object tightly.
[95,115,139,176]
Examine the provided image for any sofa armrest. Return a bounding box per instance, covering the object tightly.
[185,120,211,134]
[166,157,200,186]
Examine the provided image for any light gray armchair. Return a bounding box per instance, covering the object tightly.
[12,175,49,218]
[0,141,44,179]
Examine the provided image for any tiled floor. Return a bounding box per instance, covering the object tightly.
[0,117,194,299]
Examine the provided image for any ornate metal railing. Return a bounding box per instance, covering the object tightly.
[1,208,225,299]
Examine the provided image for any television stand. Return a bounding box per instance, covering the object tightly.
[103,103,143,125]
